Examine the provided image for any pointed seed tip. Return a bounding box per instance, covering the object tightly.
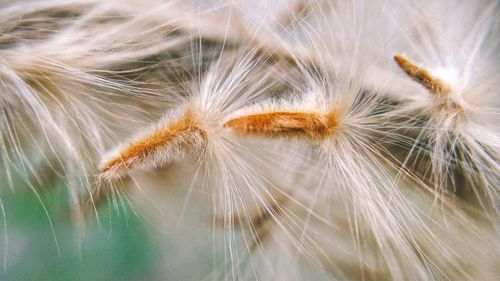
[96,111,207,180]
[393,54,452,96]
[393,54,404,63]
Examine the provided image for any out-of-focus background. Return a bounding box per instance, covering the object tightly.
[0,172,161,281]
[0,165,232,281]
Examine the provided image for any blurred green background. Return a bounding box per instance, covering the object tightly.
[0,179,162,281]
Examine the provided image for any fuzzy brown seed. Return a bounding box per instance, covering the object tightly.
[99,111,206,176]
[224,111,337,139]
[394,54,452,96]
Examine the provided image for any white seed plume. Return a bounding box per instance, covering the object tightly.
[0,0,498,280]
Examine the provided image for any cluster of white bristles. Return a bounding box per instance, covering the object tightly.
[0,0,499,280]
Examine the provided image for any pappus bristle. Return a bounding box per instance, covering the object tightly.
[219,54,500,279]
[382,1,500,217]
[1,1,499,281]
[0,0,236,198]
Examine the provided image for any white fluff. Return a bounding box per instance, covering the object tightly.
[0,0,498,280]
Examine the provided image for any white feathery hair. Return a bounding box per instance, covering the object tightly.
[0,0,498,280]
[0,0,233,215]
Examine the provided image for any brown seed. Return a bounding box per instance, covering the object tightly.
[224,111,337,139]
[394,54,452,96]
[99,111,207,179]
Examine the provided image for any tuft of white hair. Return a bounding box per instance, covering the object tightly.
[0,0,498,280]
